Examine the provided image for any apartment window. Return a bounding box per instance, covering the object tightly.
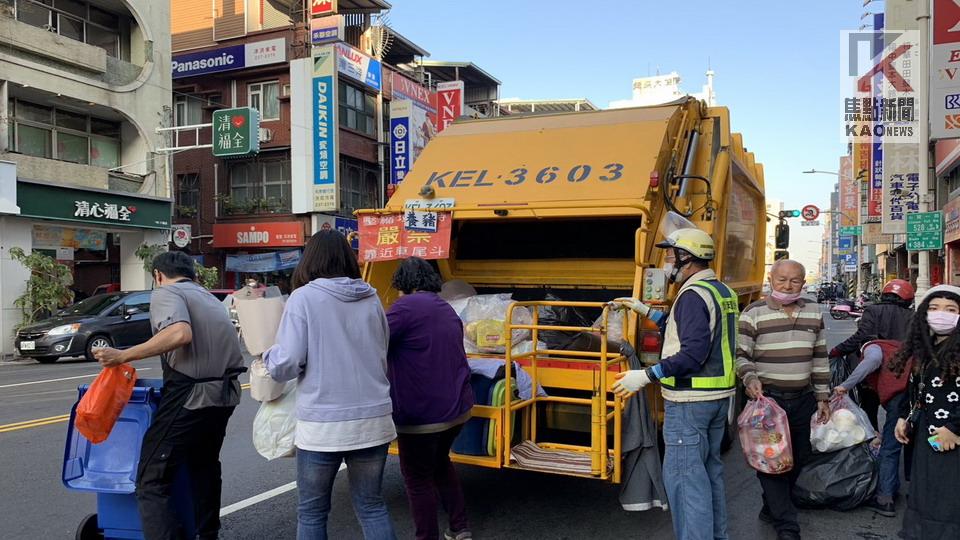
[248,81,280,121]
[174,94,203,127]
[338,82,376,137]
[227,160,291,213]
[339,157,380,215]
[16,0,121,57]
[7,98,121,168]
[176,173,200,216]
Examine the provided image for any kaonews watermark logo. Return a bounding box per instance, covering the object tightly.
[841,30,919,144]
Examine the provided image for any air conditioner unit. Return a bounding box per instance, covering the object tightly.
[259,128,273,142]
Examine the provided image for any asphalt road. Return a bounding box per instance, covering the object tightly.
[0,306,900,539]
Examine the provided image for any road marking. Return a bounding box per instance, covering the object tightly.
[1,381,251,434]
[0,414,71,433]
[219,465,346,517]
[0,368,153,389]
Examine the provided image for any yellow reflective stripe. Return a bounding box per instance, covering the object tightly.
[684,281,737,389]
[658,281,739,390]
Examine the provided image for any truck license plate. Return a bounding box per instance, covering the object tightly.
[19,341,35,351]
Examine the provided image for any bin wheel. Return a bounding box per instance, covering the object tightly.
[76,513,102,540]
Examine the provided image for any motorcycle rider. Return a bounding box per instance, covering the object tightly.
[828,279,915,429]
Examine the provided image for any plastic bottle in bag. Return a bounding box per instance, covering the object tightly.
[737,396,794,474]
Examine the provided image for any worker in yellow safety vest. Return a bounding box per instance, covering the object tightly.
[611,227,737,540]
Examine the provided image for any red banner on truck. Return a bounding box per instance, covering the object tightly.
[358,212,452,263]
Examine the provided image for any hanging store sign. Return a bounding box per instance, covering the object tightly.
[312,46,338,211]
[226,250,302,273]
[932,0,960,139]
[171,224,192,248]
[311,0,337,16]
[212,107,260,157]
[16,181,171,229]
[311,15,343,45]
[335,43,382,91]
[172,38,286,79]
[358,212,452,263]
[435,81,464,133]
[212,222,304,248]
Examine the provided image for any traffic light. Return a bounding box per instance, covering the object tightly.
[775,223,789,249]
[774,250,790,261]
[778,210,801,219]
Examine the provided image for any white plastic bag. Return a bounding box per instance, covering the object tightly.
[252,383,297,460]
[249,357,285,402]
[458,294,532,353]
[234,286,285,356]
[810,395,876,453]
[592,309,626,344]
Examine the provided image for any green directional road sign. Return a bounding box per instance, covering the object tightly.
[906,211,943,251]
[212,107,260,157]
[839,226,862,236]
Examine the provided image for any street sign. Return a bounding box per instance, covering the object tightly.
[801,204,820,221]
[212,107,260,157]
[844,265,858,272]
[906,211,943,251]
[800,220,820,227]
[839,225,862,236]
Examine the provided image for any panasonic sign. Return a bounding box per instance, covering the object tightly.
[172,38,287,79]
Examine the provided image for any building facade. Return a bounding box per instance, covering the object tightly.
[168,2,501,289]
[0,0,172,356]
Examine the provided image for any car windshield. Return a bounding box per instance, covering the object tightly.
[60,294,124,316]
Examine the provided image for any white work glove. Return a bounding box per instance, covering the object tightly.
[609,297,651,316]
[612,369,652,396]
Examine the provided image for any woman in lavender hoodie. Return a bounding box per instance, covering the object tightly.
[265,230,397,540]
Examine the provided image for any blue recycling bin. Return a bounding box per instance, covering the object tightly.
[63,378,195,540]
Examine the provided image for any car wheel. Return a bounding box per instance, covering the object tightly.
[76,513,102,540]
[34,356,59,364]
[85,335,113,362]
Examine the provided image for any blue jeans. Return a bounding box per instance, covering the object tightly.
[662,399,730,540]
[296,444,397,540]
[877,393,906,499]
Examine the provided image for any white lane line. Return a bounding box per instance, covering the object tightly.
[219,463,346,517]
[0,368,152,389]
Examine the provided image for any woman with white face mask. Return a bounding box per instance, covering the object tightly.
[890,284,960,539]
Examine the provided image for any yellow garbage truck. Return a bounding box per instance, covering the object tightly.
[360,97,768,484]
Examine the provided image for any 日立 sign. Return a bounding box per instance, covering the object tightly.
[172,38,286,79]
[212,108,260,157]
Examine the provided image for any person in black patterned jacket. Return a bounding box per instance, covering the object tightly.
[890,284,960,540]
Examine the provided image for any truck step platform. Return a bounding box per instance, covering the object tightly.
[509,441,612,478]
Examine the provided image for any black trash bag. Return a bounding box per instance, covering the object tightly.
[830,353,860,404]
[538,293,593,351]
[791,442,878,511]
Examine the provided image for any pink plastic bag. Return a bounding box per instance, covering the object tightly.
[737,395,794,474]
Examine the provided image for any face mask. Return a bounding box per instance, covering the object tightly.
[927,311,960,335]
[771,290,803,305]
[662,262,675,281]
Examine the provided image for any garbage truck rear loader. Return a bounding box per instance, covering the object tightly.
[360,97,768,483]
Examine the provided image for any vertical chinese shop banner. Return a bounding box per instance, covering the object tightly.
[854,142,874,222]
[312,45,337,212]
[435,81,464,133]
[358,213,452,263]
[868,13,884,223]
[839,155,858,227]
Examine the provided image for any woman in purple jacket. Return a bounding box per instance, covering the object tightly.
[387,258,474,540]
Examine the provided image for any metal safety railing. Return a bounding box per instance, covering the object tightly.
[490,300,630,482]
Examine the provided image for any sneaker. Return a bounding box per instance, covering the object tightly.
[864,498,896,517]
[444,530,473,540]
[776,531,801,540]
[759,506,774,524]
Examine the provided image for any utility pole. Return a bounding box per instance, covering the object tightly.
[917,0,932,295]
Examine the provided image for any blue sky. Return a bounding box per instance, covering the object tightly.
[389,0,869,272]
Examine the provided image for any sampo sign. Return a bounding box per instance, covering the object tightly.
[212,222,304,248]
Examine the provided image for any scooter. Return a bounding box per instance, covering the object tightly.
[830,299,864,320]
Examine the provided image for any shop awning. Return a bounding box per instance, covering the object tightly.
[226,250,301,273]
[16,180,171,230]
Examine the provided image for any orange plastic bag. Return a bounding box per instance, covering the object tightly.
[75,365,137,444]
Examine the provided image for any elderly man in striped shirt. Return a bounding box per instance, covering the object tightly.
[736,259,831,540]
